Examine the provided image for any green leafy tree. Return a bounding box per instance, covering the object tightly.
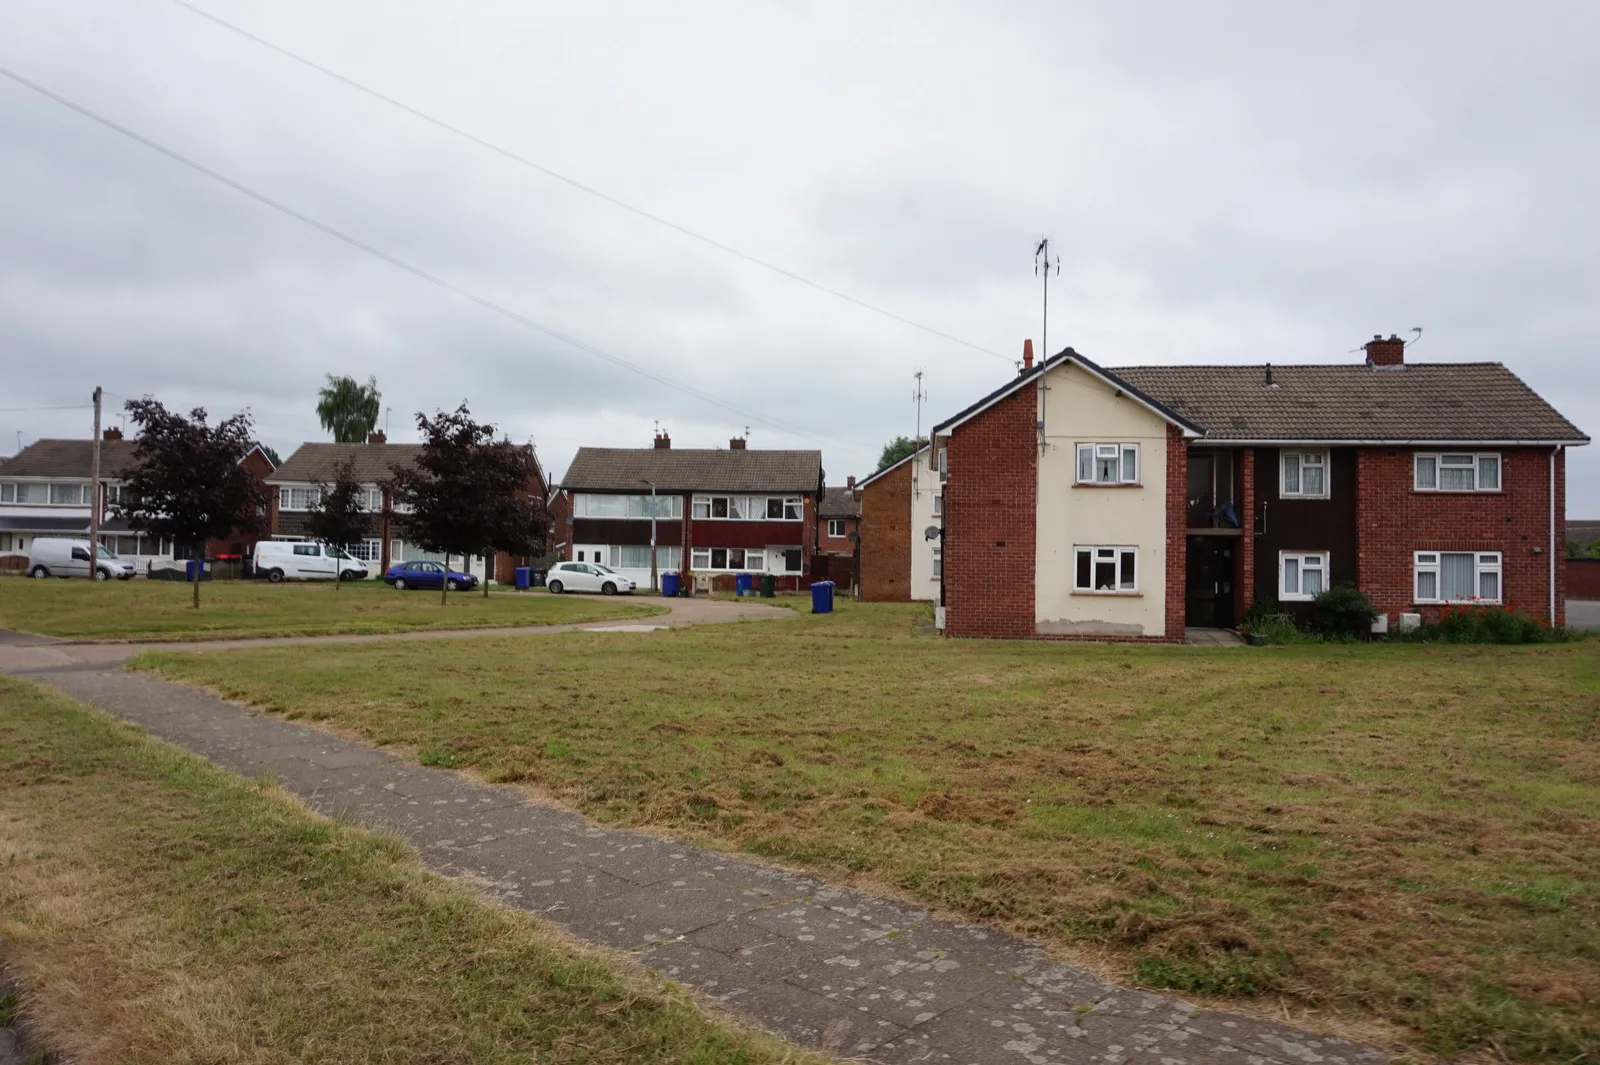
[305,459,373,591]
[386,405,551,602]
[259,443,283,467]
[114,399,268,609]
[316,374,382,443]
[877,435,924,471]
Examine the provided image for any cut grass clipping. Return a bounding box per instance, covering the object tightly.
[0,677,813,1065]
[0,578,660,641]
[138,601,1600,1062]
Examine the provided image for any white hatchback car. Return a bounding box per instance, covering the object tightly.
[545,561,636,595]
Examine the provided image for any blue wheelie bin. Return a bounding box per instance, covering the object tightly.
[661,572,681,598]
[810,580,835,614]
[514,566,532,591]
[735,572,753,597]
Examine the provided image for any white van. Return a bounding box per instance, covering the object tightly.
[27,538,138,580]
[254,540,370,583]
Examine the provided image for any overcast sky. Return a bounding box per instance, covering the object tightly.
[2,1,1596,510]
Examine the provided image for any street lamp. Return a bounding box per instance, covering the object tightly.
[640,479,658,592]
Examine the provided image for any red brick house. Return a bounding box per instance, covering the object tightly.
[857,444,943,602]
[933,336,1588,640]
[556,433,822,591]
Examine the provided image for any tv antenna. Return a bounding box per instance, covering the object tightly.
[1034,237,1060,360]
[912,370,928,490]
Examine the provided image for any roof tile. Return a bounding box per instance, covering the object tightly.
[561,448,821,494]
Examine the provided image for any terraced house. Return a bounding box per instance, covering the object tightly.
[932,335,1587,640]
[556,432,822,591]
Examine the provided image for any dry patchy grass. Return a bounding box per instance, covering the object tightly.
[0,677,814,1065]
[136,601,1600,1061]
[0,578,659,640]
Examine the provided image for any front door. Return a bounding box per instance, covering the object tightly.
[1185,536,1237,628]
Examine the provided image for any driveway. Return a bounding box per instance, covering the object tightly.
[1568,599,1600,632]
[0,595,792,674]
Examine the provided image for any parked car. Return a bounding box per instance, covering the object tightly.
[383,560,478,591]
[254,540,369,583]
[26,537,137,580]
[545,561,636,595]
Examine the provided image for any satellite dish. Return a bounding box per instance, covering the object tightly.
[923,525,941,541]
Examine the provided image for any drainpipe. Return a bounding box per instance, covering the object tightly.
[1550,447,1557,623]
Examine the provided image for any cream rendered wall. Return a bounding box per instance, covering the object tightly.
[1034,363,1171,637]
[909,448,942,601]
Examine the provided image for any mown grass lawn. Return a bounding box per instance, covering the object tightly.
[0,677,814,1065]
[0,577,660,640]
[137,602,1600,1061]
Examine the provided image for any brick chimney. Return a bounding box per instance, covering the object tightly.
[1022,338,1034,372]
[367,430,387,444]
[1364,334,1405,368]
[102,426,122,441]
[730,437,746,450]
[654,431,671,449]
[847,475,856,490]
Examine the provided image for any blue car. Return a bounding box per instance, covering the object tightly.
[382,560,478,591]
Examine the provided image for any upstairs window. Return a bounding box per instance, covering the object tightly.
[1280,451,1328,498]
[1073,546,1138,593]
[827,519,847,537]
[1076,443,1140,485]
[1414,453,1500,492]
[279,486,322,511]
[937,447,948,483]
[932,495,943,517]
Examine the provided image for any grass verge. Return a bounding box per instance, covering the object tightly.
[0,676,813,1064]
[135,600,1600,1061]
[0,579,662,641]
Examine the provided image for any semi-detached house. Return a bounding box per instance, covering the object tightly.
[557,433,822,591]
[932,335,1588,641]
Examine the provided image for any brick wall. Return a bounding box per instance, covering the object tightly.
[1237,448,1255,616]
[1356,447,1565,625]
[1165,424,1188,638]
[859,464,911,600]
[944,387,1037,638]
[818,516,857,555]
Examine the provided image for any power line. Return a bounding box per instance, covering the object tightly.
[0,404,94,413]
[167,0,1013,365]
[0,66,872,461]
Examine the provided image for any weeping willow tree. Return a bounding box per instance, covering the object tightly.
[316,375,382,443]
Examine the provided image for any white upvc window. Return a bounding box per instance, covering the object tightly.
[1075,443,1140,485]
[1073,545,1138,593]
[932,546,942,579]
[1280,451,1329,498]
[1413,453,1500,492]
[827,518,847,537]
[1278,551,1328,601]
[932,495,943,517]
[278,486,322,511]
[1414,551,1502,604]
[345,538,382,561]
[691,495,802,521]
[360,487,383,512]
[937,447,948,482]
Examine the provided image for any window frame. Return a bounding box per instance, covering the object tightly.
[1278,550,1329,602]
[1413,550,1502,604]
[1074,443,1141,486]
[1071,545,1139,594]
[1413,452,1501,493]
[827,518,847,538]
[1279,450,1330,499]
[278,485,323,512]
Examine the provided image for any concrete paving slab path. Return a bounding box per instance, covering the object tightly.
[0,610,1390,1065]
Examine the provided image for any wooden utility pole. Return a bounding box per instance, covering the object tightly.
[88,386,103,579]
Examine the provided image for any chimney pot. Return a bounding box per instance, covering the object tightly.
[730,437,746,450]
[1364,333,1406,368]
[367,430,386,444]
[102,426,123,441]
[654,432,671,449]
[1022,338,1034,372]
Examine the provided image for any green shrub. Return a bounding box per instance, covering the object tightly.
[1309,584,1378,639]
[1240,596,1279,629]
[1398,604,1581,644]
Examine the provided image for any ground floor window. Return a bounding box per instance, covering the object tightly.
[0,533,19,553]
[932,546,942,579]
[687,546,795,572]
[344,538,382,562]
[1279,551,1328,601]
[1415,551,1501,604]
[1073,545,1137,593]
[607,545,678,571]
